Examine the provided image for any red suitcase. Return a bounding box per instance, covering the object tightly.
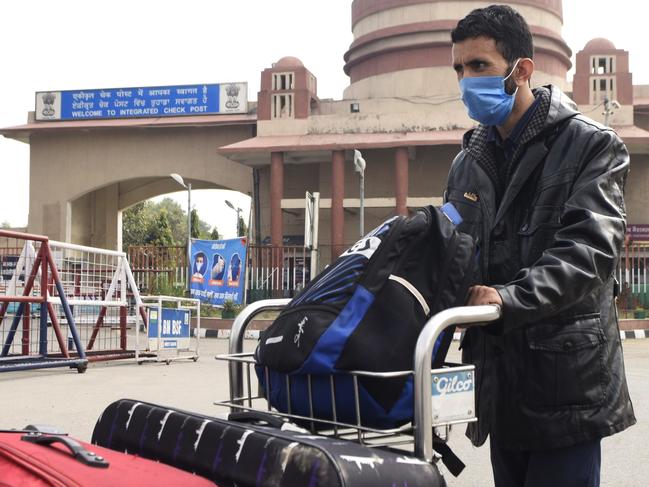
[0,429,215,487]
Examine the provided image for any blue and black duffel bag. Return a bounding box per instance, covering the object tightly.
[254,204,477,429]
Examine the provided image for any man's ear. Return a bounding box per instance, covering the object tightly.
[515,58,534,86]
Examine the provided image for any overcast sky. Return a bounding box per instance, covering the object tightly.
[0,0,645,237]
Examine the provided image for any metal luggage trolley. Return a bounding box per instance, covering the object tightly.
[215,299,500,465]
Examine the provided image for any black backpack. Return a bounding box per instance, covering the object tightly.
[255,204,477,429]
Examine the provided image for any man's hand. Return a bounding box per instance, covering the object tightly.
[467,285,503,306]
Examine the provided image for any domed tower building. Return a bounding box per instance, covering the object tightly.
[571,37,649,236]
[222,1,574,267]
[572,38,633,125]
[344,0,571,101]
[3,1,649,298]
[220,1,649,278]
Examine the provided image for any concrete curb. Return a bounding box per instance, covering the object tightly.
[192,329,260,339]
[194,328,649,341]
[621,329,649,340]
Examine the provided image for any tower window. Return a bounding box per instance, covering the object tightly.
[272,93,294,119]
[590,76,615,104]
[591,56,615,74]
[272,72,294,91]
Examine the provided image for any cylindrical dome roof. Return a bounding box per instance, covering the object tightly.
[275,56,304,68]
[343,0,572,99]
[583,38,616,51]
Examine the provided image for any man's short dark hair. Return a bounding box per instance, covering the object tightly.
[451,5,534,64]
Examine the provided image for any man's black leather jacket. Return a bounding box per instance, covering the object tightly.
[445,85,636,450]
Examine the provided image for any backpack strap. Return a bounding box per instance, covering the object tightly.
[433,438,466,477]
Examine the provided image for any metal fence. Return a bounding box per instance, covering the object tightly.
[127,245,187,294]
[127,244,321,302]
[246,245,312,300]
[617,241,649,317]
[125,241,649,316]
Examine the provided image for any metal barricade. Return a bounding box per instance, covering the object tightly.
[48,240,148,362]
[0,230,87,372]
[136,295,200,365]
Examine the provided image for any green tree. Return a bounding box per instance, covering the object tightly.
[237,215,248,237]
[149,209,174,246]
[189,208,211,239]
[196,209,211,238]
[156,198,187,244]
[122,202,152,247]
[210,227,220,240]
[122,197,214,247]
[1,221,11,229]
[190,209,201,239]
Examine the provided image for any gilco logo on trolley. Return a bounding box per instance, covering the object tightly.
[433,372,474,395]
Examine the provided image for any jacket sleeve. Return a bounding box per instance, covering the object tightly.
[496,128,629,331]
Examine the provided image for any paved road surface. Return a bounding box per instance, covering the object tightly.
[0,338,646,486]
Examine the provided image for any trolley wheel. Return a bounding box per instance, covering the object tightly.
[137,361,143,365]
[165,360,171,365]
[76,364,88,374]
[192,357,199,362]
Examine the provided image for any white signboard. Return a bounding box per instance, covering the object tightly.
[431,367,476,426]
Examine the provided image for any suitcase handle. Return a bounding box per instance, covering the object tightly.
[21,432,110,468]
[228,410,286,429]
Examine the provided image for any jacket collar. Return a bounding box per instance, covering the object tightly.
[544,84,579,129]
[463,85,578,153]
[462,85,579,226]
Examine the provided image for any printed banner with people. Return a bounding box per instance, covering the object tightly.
[189,238,247,306]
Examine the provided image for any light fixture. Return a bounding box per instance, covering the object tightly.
[170,173,187,188]
[225,199,243,237]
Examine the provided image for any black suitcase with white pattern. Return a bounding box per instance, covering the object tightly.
[92,398,446,487]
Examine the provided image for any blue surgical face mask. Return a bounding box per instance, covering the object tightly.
[459,59,521,126]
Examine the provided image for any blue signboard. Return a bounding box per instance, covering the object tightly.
[190,238,247,306]
[148,308,191,350]
[35,82,247,121]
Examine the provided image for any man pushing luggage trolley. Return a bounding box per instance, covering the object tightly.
[446,5,636,486]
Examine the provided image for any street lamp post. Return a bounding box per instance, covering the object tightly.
[170,173,192,295]
[353,150,366,237]
[225,199,242,237]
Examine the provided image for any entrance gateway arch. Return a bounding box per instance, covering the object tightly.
[2,110,256,250]
[3,0,649,265]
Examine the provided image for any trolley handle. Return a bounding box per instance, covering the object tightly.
[413,304,502,463]
[227,299,291,404]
